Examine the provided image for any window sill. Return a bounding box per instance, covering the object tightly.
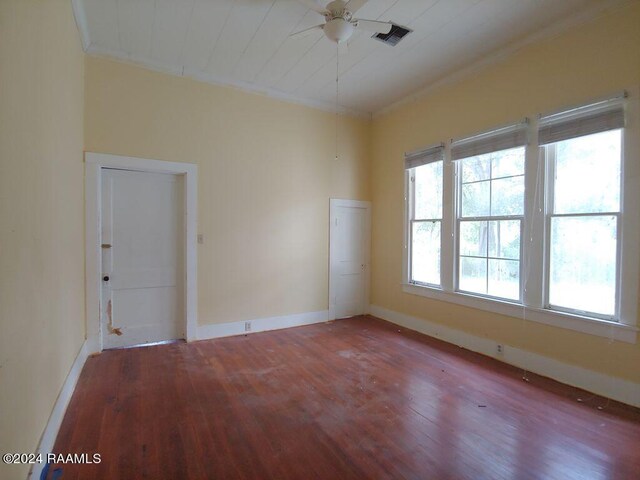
[402,283,638,344]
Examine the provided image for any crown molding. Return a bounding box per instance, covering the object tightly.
[71,0,630,121]
[83,44,371,120]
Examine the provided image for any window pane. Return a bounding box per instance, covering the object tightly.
[414,161,443,220]
[549,215,617,316]
[488,220,520,260]
[460,221,487,257]
[553,130,621,214]
[491,147,525,179]
[461,155,490,183]
[459,257,486,294]
[412,221,441,285]
[491,176,524,216]
[461,181,490,217]
[488,259,520,300]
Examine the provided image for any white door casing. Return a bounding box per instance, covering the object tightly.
[329,199,371,320]
[101,169,184,349]
[85,153,198,353]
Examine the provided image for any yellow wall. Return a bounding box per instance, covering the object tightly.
[0,1,86,479]
[1,3,639,476]
[84,56,371,326]
[371,2,640,384]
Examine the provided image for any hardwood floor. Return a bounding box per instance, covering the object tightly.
[50,316,640,480]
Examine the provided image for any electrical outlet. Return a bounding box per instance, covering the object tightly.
[496,344,504,355]
[244,321,251,332]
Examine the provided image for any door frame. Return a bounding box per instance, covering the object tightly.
[85,152,198,352]
[329,199,371,320]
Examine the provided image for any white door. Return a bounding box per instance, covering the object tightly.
[329,199,371,319]
[101,169,184,349]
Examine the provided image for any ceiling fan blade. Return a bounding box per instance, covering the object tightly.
[295,0,329,15]
[345,0,368,14]
[354,19,392,34]
[290,24,325,39]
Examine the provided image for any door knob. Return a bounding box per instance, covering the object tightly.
[103,275,110,282]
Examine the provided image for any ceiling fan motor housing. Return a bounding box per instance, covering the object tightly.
[324,17,355,43]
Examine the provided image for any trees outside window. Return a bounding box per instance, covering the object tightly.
[403,96,634,332]
[458,147,525,300]
[546,129,622,317]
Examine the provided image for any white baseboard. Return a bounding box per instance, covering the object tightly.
[197,310,330,340]
[369,305,640,408]
[29,340,90,479]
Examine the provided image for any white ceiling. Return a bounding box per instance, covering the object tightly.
[75,0,608,115]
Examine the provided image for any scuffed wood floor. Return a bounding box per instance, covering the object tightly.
[50,316,640,479]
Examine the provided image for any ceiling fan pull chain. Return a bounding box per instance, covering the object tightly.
[335,42,339,161]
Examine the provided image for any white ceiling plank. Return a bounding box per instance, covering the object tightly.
[326,10,513,110]
[274,37,338,92]
[309,0,469,102]
[250,7,327,85]
[181,0,237,71]
[255,0,388,89]
[117,0,155,58]
[150,0,196,67]
[387,0,552,85]
[293,29,377,98]
[376,0,439,24]
[80,0,607,114]
[322,0,488,104]
[327,0,436,76]
[233,0,310,83]
[347,0,399,20]
[204,0,278,79]
[292,0,434,99]
[252,24,325,86]
[334,0,599,112]
[294,45,352,97]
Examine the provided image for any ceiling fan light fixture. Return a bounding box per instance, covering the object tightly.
[323,17,354,43]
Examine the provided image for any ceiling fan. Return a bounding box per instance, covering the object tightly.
[292,0,393,44]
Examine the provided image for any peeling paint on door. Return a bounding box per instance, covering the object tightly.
[106,299,122,336]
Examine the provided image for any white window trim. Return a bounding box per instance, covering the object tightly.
[401,283,637,343]
[406,160,444,288]
[402,88,640,344]
[404,144,445,288]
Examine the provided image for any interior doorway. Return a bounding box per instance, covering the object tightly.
[85,153,198,352]
[329,199,371,320]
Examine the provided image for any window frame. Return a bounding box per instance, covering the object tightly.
[542,137,623,321]
[406,159,444,288]
[401,91,639,344]
[454,148,526,302]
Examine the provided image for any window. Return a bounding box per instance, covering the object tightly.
[402,93,637,340]
[451,121,528,302]
[406,145,444,286]
[545,130,622,318]
[411,161,443,285]
[458,147,525,300]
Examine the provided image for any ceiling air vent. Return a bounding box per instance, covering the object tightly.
[372,24,412,46]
